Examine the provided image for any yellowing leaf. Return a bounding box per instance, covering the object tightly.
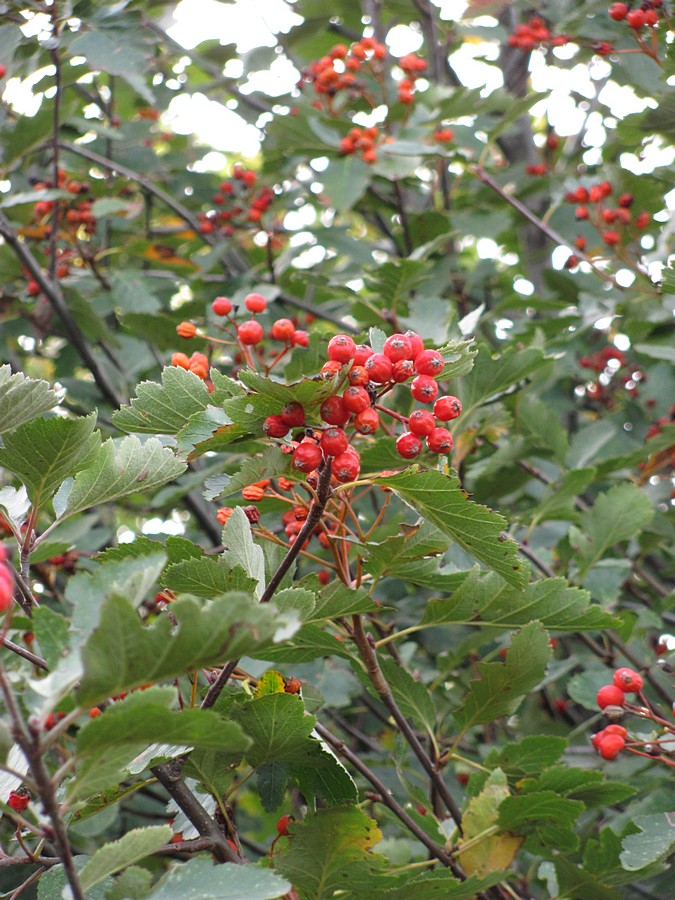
[256,670,286,697]
[457,769,523,878]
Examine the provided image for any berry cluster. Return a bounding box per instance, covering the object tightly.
[609,2,663,30]
[397,52,427,105]
[640,404,675,481]
[174,293,309,384]
[592,667,675,765]
[507,16,569,51]
[300,37,386,105]
[0,544,13,613]
[577,344,645,408]
[339,126,381,164]
[199,164,275,235]
[563,184,651,269]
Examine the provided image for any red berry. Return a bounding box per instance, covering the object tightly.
[271,318,296,342]
[348,366,370,386]
[410,375,439,403]
[320,427,349,457]
[211,296,232,316]
[602,230,620,246]
[238,320,264,345]
[426,427,454,453]
[277,814,292,836]
[613,667,644,693]
[281,402,305,427]
[396,432,422,459]
[618,192,633,208]
[575,206,589,220]
[634,211,650,229]
[332,450,360,483]
[0,566,13,612]
[353,344,374,367]
[321,360,343,378]
[383,333,413,362]
[320,395,350,426]
[342,385,371,414]
[0,65,6,80]
[626,9,646,29]
[364,353,393,384]
[244,292,267,313]
[7,788,30,813]
[404,331,424,358]
[596,684,626,709]
[292,442,323,473]
[264,415,290,438]
[89,707,102,718]
[327,334,357,363]
[408,409,436,437]
[608,3,628,21]
[604,724,628,737]
[353,408,379,434]
[391,359,415,383]
[293,330,309,347]
[644,9,659,26]
[598,733,625,760]
[434,395,462,421]
[414,349,444,376]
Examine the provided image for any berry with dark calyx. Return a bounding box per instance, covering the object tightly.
[212,296,232,316]
[404,331,424,358]
[383,333,413,362]
[332,450,360,483]
[7,787,30,812]
[320,426,349,457]
[292,441,323,473]
[391,359,415,383]
[238,319,264,345]
[342,385,371,414]
[613,667,644,693]
[320,395,350,425]
[244,292,267,313]
[327,334,357,363]
[396,432,422,459]
[353,344,374,367]
[354,407,379,434]
[284,677,302,695]
[277,814,293,836]
[410,375,439,403]
[596,684,626,709]
[408,409,436,436]
[598,733,625,760]
[434,395,462,421]
[348,366,370,386]
[365,353,393,384]
[271,318,296,342]
[427,427,454,453]
[414,349,444,376]
[281,402,305,427]
[321,360,343,378]
[264,415,290,438]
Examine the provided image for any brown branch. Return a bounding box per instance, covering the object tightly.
[0,635,48,671]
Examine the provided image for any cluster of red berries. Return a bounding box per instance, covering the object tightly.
[339,126,381,164]
[0,545,13,613]
[577,344,645,407]
[596,666,645,712]
[508,16,569,51]
[641,404,675,479]
[563,184,651,269]
[300,37,386,104]
[609,2,663,30]
[592,723,630,760]
[198,163,275,235]
[174,293,309,383]
[397,52,427,105]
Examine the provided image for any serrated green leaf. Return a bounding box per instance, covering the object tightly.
[518,766,635,808]
[382,870,505,900]
[462,345,548,416]
[76,686,251,755]
[372,469,526,588]
[232,693,314,766]
[454,622,551,733]
[78,825,172,892]
[497,791,585,853]
[485,735,567,779]
[0,365,57,435]
[377,658,436,737]
[76,593,300,706]
[161,556,257,597]
[112,366,213,434]
[533,468,597,524]
[273,807,386,900]
[37,856,112,900]
[105,865,153,900]
[620,813,675,871]
[258,624,355,663]
[257,761,292,811]
[32,607,70,669]
[220,506,266,599]
[148,858,290,900]
[61,436,187,520]
[572,484,654,579]
[421,569,613,632]
[0,412,98,512]
[320,156,371,211]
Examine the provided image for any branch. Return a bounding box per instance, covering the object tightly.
[0,635,48,671]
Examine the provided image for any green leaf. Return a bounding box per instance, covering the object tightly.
[257,761,292,812]
[69,29,154,103]
[219,506,266,600]
[462,345,549,417]
[258,624,355,663]
[78,825,172,892]
[518,766,635,808]
[421,569,613,632]
[161,556,258,597]
[454,622,551,732]
[110,271,161,314]
[76,593,300,706]
[377,658,436,737]
[232,693,314,766]
[484,736,567,780]
[148,858,290,900]
[533,468,597,523]
[32,607,70,669]
[0,365,57,435]
[105,865,153,900]
[37,856,112,900]
[308,580,380,621]
[372,469,527,588]
[382,871,505,900]
[112,366,214,435]
[0,412,98,512]
[497,791,585,853]
[76,686,251,755]
[320,156,371,211]
[273,807,387,900]
[571,484,654,579]
[620,813,675,871]
[60,436,187,520]
[516,396,569,463]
